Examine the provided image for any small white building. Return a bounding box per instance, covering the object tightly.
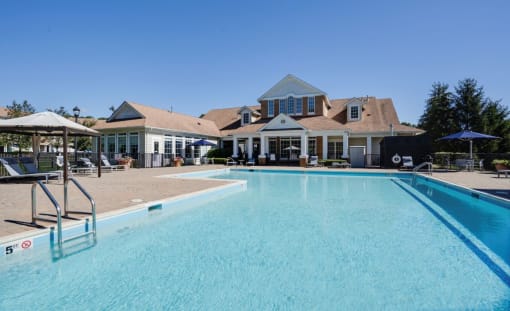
[93,101,221,166]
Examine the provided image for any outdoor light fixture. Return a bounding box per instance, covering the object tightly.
[73,106,81,119]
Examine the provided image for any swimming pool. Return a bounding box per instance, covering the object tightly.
[1,170,509,310]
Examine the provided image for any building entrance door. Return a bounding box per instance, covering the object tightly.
[349,146,365,168]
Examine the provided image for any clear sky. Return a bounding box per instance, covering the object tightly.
[1,0,508,124]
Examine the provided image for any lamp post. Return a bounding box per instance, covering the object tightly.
[73,106,80,164]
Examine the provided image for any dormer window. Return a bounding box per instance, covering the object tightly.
[347,103,362,121]
[268,100,274,117]
[242,112,250,125]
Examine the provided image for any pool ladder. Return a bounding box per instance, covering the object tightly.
[31,177,97,259]
[413,161,433,175]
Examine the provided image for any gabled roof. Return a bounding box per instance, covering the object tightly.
[203,96,423,136]
[93,101,221,137]
[257,74,328,102]
[258,113,305,132]
[202,105,260,134]
[328,97,423,134]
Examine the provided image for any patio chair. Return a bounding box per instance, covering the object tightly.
[0,157,58,183]
[401,156,414,170]
[246,158,255,166]
[19,157,40,174]
[101,155,125,171]
[72,158,98,175]
[307,155,319,167]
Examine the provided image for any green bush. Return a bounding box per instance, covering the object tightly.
[491,159,509,166]
[206,148,230,158]
[209,157,227,164]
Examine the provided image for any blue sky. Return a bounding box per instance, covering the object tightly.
[1,0,508,124]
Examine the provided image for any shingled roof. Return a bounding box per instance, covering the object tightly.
[93,101,221,137]
[202,97,423,136]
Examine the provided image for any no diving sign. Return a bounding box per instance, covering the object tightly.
[2,238,34,256]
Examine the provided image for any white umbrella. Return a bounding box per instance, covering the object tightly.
[284,145,300,151]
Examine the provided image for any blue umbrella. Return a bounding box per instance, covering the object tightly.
[191,139,217,147]
[438,130,500,159]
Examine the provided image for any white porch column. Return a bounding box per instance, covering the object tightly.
[259,134,266,156]
[171,135,176,156]
[247,136,253,159]
[300,133,307,156]
[366,136,372,166]
[179,137,185,156]
[233,136,239,157]
[322,135,328,160]
[342,131,349,158]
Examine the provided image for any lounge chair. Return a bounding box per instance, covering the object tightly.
[246,158,255,166]
[226,157,237,166]
[308,155,319,167]
[497,169,510,178]
[0,157,58,183]
[72,158,98,174]
[330,161,351,168]
[101,155,125,171]
[402,156,414,170]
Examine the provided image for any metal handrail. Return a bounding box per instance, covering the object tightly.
[64,177,97,236]
[32,181,63,248]
[413,161,433,175]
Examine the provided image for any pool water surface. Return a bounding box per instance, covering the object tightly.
[1,170,509,310]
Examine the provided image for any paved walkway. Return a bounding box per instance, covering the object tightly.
[0,165,508,240]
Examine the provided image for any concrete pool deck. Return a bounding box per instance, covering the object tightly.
[1,165,509,239]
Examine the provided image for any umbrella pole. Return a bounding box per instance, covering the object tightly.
[469,140,473,160]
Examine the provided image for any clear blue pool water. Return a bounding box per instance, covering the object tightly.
[1,170,509,310]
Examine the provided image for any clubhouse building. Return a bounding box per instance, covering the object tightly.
[93,74,423,167]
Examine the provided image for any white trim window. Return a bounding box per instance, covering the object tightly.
[279,99,287,114]
[242,112,250,125]
[129,132,139,156]
[348,104,361,121]
[268,100,274,117]
[287,96,294,114]
[164,135,173,154]
[307,96,315,114]
[308,137,316,155]
[296,97,303,115]
[107,134,116,153]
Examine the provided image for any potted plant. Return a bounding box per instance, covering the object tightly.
[491,159,509,171]
[173,156,184,167]
[118,156,133,168]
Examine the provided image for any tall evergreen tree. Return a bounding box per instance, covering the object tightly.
[453,78,485,131]
[481,99,510,153]
[418,82,455,150]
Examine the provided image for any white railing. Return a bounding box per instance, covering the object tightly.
[413,162,433,175]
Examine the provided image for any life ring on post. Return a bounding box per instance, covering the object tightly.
[391,153,401,165]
